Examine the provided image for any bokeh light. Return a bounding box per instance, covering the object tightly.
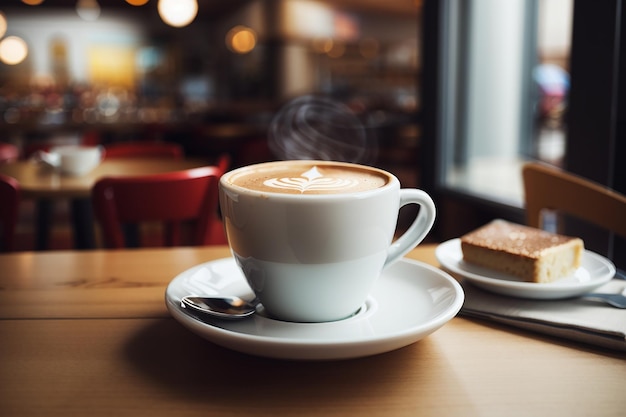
[76,0,101,21]
[0,12,7,39]
[226,26,257,54]
[327,41,345,58]
[158,0,198,28]
[0,36,29,65]
[126,0,150,5]
[312,37,333,54]
[21,0,45,5]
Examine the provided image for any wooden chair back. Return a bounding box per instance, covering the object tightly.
[522,162,626,238]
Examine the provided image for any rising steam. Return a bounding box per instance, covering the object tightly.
[268,95,377,164]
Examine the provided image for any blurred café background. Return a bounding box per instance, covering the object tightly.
[0,0,421,169]
[0,0,623,266]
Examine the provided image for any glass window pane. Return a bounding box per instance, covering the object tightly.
[439,0,573,208]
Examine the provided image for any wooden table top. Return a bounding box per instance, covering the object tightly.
[0,158,210,199]
[0,244,624,417]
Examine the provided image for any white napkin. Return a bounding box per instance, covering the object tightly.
[460,279,626,351]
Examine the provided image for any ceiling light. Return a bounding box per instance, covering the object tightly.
[226,26,257,54]
[0,36,29,65]
[158,0,198,28]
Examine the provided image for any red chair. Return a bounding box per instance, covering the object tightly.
[0,174,20,252]
[0,142,19,163]
[216,153,231,174]
[92,166,226,248]
[103,142,184,160]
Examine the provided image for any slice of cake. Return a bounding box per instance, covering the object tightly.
[460,220,584,283]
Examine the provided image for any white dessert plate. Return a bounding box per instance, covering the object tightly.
[436,238,616,300]
[165,257,464,361]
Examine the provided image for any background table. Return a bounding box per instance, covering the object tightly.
[0,244,624,417]
[0,158,211,249]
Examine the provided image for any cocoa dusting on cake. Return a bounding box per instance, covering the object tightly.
[461,220,577,259]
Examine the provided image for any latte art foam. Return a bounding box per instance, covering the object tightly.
[263,167,358,193]
[226,161,390,195]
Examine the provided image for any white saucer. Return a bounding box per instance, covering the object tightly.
[165,257,464,360]
[436,239,616,300]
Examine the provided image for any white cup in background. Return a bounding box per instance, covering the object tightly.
[47,145,104,176]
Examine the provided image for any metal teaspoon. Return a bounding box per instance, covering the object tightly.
[181,295,260,319]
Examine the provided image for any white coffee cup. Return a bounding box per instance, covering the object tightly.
[48,145,104,176]
[219,160,436,323]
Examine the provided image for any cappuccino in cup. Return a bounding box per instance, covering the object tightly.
[219,160,436,322]
[227,163,389,194]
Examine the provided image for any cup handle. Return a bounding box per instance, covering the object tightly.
[384,189,436,267]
